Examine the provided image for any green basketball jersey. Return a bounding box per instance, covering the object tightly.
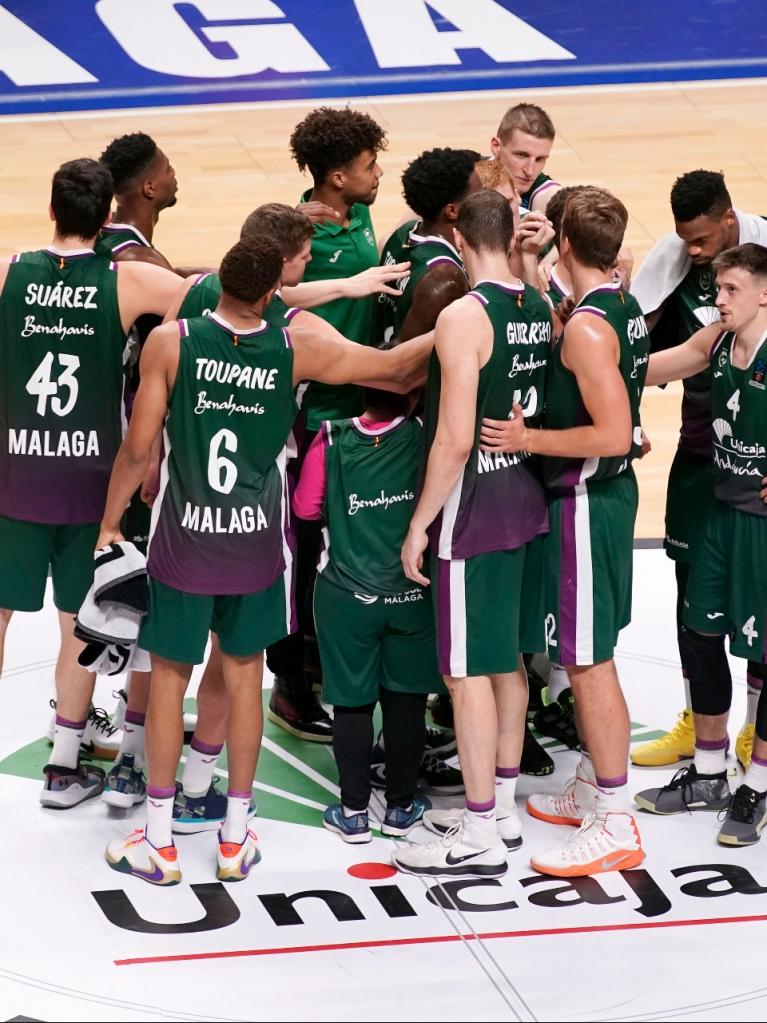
[710,329,767,517]
[298,192,380,430]
[672,263,719,456]
[0,247,125,524]
[318,415,423,595]
[546,264,571,309]
[543,281,649,492]
[520,173,557,213]
[96,223,152,259]
[147,312,298,595]
[424,279,551,560]
[179,274,297,330]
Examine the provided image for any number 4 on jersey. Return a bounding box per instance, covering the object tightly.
[26,351,80,416]
[726,388,741,421]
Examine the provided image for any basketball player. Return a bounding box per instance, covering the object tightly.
[480,187,649,877]
[634,243,767,847]
[0,158,182,807]
[101,236,433,884]
[394,190,552,878]
[490,103,561,215]
[631,171,767,769]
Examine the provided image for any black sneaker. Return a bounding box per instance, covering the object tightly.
[424,726,457,759]
[419,753,464,795]
[717,784,767,845]
[524,654,548,715]
[634,763,731,814]
[267,673,332,743]
[532,689,580,750]
[520,721,554,776]
[430,693,453,729]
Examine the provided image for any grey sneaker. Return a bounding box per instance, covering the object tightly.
[634,764,731,814]
[102,753,146,809]
[717,784,767,846]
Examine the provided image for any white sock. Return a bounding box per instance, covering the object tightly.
[49,715,85,769]
[745,677,762,728]
[181,738,223,797]
[594,773,629,815]
[121,712,146,769]
[548,664,570,702]
[683,674,692,712]
[464,803,498,843]
[221,790,252,843]
[693,741,727,775]
[343,804,365,818]
[577,748,596,783]
[744,754,767,793]
[494,769,518,807]
[145,787,175,848]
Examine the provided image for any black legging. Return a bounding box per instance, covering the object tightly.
[333,689,428,810]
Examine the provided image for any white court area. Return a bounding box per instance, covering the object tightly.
[0,547,761,1023]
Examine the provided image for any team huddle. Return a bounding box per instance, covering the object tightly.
[2,101,767,887]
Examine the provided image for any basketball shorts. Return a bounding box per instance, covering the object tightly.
[664,448,714,563]
[683,500,767,662]
[544,469,638,666]
[314,572,442,706]
[0,514,99,613]
[140,573,294,664]
[431,540,545,679]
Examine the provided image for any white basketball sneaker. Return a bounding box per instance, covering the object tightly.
[424,803,522,850]
[393,822,508,878]
[105,828,182,886]
[530,812,645,877]
[527,765,598,827]
[217,829,261,882]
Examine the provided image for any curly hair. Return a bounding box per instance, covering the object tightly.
[289,107,387,182]
[51,158,113,239]
[219,237,283,304]
[670,170,732,223]
[240,203,314,259]
[99,132,158,192]
[402,148,481,221]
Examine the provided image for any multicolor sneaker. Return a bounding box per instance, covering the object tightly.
[381,796,431,836]
[630,709,695,767]
[172,780,256,834]
[634,764,731,814]
[520,721,554,776]
[717,784,767,846]
[392,822,508,878]
[532,689,579,750]
[105,827,181,886]
[323,804,372,843]
[217,828,261,881]
[40,762,105,808]
[527,768,597,827]
[424,803,523,850]
[531,812,645,877]
[735,724,755,770]
[102,754,146,809]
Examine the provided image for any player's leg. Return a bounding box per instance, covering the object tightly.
[0,608,13,676]
[103,669,151,808]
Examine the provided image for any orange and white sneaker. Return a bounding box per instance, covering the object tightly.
[530,812,645,877]
[216,828,261,882]
[527,769,598,827]
[105,828,181,886]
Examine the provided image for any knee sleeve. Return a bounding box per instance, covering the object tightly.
[678,626,732,716]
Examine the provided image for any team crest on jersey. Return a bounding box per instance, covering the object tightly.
[717,348,728,369]
[750,358,766,390]
[363,227,375,246]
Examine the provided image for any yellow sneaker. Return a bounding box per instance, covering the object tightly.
[630,709,695,767]
[735,723,754,770]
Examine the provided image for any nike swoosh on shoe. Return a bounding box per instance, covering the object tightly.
[445,848,490,865]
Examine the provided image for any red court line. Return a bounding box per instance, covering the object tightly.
[115,911,767,966]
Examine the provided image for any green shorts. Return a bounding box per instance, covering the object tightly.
[683,500,767,661]
[140,573,293,665]
[0,514,98,613]
[544,470,638,666]
[664,448,714,563]
[432,542,544,679]
[314,573,442,706]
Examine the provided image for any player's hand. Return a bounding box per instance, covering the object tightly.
[141,476,159,508]
[515,212,554,255]
[342,262,411,298]
[480,403,528,452]
[537,262,553,293]
[96,527,124,550]
[299,202,340,224]
[613,246,634,289]
[401,527,430,587]
[761,475,767,504]
[640,428,652,458]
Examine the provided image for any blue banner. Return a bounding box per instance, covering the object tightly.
[0,0,764,116]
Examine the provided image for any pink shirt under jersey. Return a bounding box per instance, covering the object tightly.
[293,417,395,521]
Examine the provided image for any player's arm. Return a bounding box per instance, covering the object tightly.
[293,432,327,521]
[515,211,556,291]
[402,300,487,585]
[646,323,719,386]
[292,323,433,393]
[117,261,188,330]
[281,263,410,308]
[530,181,561,215]
[399,262,469,341]
[480,315,632,457]
[111,243,175,272]
[162,274,198,323]
[0,259,10,296]
[97,323,180,546]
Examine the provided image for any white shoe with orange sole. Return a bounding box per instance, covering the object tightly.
[526,769,598,827]
[530,812,645,877]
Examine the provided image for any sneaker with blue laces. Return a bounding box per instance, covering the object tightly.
[322,804,372,843]
[102,753,146,809]
[172,780,257,834]
[382,795,432,836]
